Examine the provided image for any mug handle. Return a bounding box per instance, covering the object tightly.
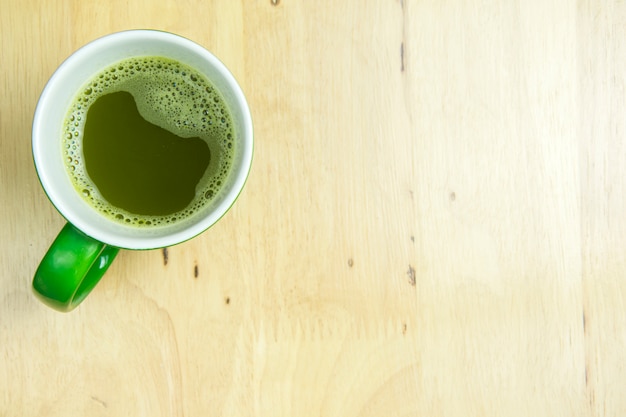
[32,223,119,312]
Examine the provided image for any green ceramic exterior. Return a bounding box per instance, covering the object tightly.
[32,223,119,312]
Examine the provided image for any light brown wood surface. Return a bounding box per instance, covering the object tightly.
[2,0,625,415]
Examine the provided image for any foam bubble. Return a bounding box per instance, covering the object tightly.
[62,56,236,227]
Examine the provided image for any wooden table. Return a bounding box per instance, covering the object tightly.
[1,0,625,415]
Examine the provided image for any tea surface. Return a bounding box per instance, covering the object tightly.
[63,56,235,227]
[83,91,211,216]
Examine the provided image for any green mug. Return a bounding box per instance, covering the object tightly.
[32,30,253,312]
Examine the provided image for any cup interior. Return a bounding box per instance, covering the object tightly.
[32,30,253,249]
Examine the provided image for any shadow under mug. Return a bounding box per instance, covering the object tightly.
[32,30,253,312]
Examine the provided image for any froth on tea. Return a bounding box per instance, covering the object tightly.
[63,56,236,227]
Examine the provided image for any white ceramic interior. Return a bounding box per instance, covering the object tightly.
[32,30,253,249]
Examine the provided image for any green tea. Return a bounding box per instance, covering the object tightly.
[83,90,210,215]
[62,56,235,227]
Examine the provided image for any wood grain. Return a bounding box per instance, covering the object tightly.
[1,0,626,415]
